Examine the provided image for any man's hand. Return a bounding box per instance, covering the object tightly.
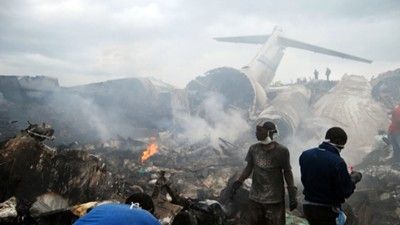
[350,171,362,184]
[230,180,243,199]
[289,200,298,211]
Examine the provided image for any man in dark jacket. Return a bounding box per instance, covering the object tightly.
[299,127,362,225]
[231,121,297,225]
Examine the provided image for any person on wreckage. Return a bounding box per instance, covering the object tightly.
[389,104,400,162]
[231,121,298,225]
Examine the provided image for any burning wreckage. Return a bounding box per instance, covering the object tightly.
[0,28,400,224]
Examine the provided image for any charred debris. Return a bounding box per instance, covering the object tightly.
[0,68,399,225]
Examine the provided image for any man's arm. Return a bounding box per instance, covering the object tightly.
[238,146,254,183]
[282,147,296,188]
[335,161,356,199]
[283,170,296,189]
[231,147,254,199]
[238,161,254,183]
[282,147,298,211]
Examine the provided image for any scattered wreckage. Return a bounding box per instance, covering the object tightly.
[0,124,310,224]
[0,25,399,224]
[2,120,400,225]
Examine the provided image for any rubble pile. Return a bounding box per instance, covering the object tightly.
[0,126,308,224]
[0,68,399,224]
[1,123,400,224]
[348,134,400,225]
[372,68,400,109]
[0,132,127,222]
[88,137,243,198]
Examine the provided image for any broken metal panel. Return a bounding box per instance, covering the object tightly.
[257,85,311,139]
[186,67,256,114]
[0,197,17,221]
[30,193,69,218]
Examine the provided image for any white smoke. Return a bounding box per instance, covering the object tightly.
[173,93,251,148]
[48,91,111,141]
[0,92,6,105]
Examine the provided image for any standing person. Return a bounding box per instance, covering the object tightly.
[325,68,331,81]
[300,127,362,225]
[314,69,319,80]
[389,104,400,161]
[231,121,298,225]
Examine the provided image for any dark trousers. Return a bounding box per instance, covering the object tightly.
[303,204,338,225]
[241,200,285,225]
[389,132,400,160]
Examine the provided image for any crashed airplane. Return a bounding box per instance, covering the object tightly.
[188,27,373,139]
[0,26,398,225]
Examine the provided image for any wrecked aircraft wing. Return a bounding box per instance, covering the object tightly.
[214,35,270,44]
[0,75,187,143]
[214,33,372,63]
[313,75,388,162]
[278,36,372,63]
[67,77,180,131]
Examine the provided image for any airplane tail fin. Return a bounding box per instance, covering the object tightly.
[213,35,372,64]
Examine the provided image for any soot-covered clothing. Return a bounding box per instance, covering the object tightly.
[245,142,293,204]
[241,200,285,225]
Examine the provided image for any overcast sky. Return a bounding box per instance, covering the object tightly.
[0,0,399,87]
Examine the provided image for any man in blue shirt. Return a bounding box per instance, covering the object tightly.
[299,127,362,225]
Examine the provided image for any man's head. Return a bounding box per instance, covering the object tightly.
[325,127,347,149]
[256,121,277,141]
[125,193,155,214]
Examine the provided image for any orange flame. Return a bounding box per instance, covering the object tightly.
[140,138,158,163]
